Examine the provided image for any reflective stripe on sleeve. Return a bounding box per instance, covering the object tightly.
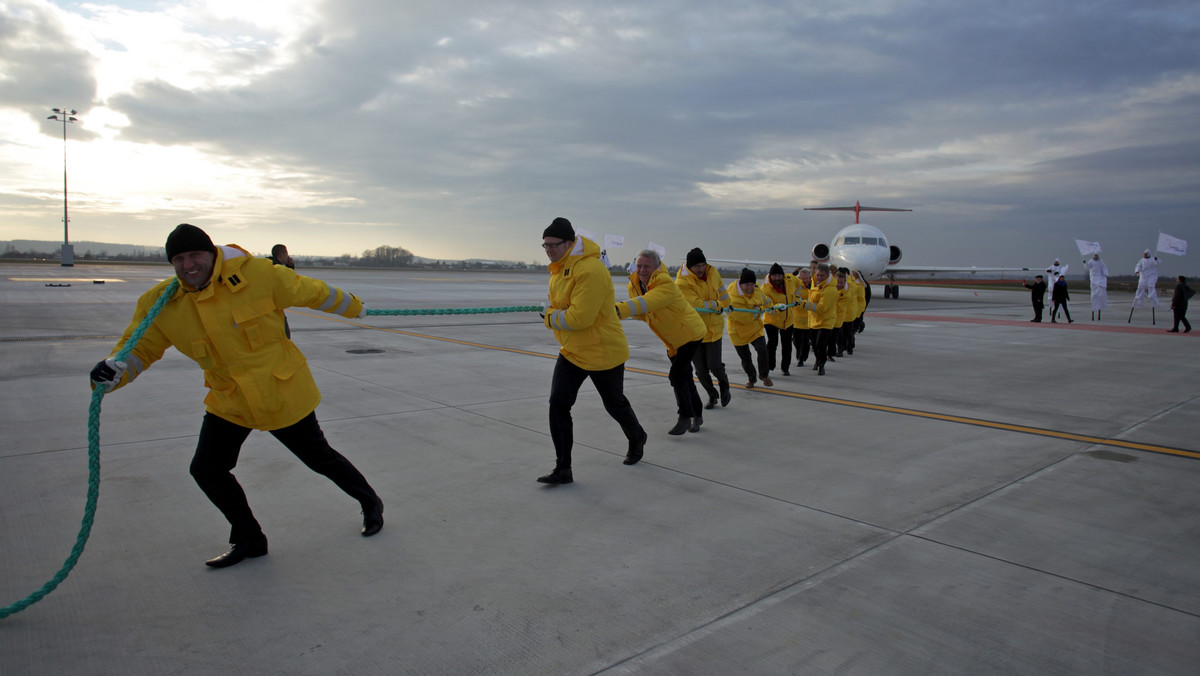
[630,296,649,316]
[317,283,339,312]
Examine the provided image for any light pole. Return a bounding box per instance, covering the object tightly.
[46,107,78,266]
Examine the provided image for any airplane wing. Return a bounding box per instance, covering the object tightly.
[883,265,1031,277]
[704,258,808,269]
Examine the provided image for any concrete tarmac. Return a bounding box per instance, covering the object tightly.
[2,262,1198,675]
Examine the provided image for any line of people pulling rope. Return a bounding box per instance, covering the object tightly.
[86,219,869,568]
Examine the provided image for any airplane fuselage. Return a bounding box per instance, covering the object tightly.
[824,223,893,281]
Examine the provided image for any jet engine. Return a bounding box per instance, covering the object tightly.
[812,243,830,263]
[889,245,902,265]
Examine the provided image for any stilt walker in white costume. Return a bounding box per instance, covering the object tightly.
[1083,253,1109,320]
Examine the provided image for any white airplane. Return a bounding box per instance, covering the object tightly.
[710,201,1028,298]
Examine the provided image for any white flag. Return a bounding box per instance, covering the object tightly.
[603,234,625,250]
[575,228,596,242]
[1074,239,1101,256]
[647,241,667,260]
[1157,232,1187,256]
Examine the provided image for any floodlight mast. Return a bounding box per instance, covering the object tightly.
[46,108,78,266]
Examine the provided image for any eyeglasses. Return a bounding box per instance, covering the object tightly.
[541,240,568,250]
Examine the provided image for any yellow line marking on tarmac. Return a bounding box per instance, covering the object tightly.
[297,310,1200,461]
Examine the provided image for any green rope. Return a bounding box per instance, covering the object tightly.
[366,305,543,316]
[1,277,179,619]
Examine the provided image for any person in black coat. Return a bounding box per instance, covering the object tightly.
[1051,275,1073,323]
[1168,276,1193,333]
[1023,275,1046,322]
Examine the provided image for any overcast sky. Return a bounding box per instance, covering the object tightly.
[2,0,1198,274]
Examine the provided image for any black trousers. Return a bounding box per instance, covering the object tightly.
[548,355,644,469]
[842,322,856,353]
[1172,308,1191,331]
[189,411,378,545]
[669,340,704,418]
[792,328,811,365]
[828,324,844,358]
[1051,300,1072,322]
[691,339,730,399]
[734,337,769,382]
[813,328,833,366]
[764,325,793,372]
[1031,299,1044,321]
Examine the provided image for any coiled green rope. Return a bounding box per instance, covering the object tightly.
[1,278,179,619]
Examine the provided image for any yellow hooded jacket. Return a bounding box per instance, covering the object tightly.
[674,263,729,342]
[835,284,852,326]
[544,236,630,371]
[726,281,768,346]
[851,277,867,318]
[793,280,812,329]
[761,273,800,330]
[104,244,365,431]
[808,278,838,330]
[618,263,705,356]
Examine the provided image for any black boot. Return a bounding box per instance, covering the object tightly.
[720,385,732,407]
[624,429,648,465]
[668,417,690,435]
[537,467,573,484]
[705,393,718,410]
[689,414,702,433]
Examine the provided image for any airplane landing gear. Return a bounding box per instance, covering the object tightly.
[883,284,900,299]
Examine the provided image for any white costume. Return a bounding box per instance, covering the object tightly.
[1084,256,1109,311]
[1047,259,1065,289]
[1133,250,1160,308]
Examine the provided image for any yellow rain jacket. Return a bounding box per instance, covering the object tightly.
[793,282,812,329]
[104,244,365,431]
[835,284,852,327]
[761,274,800,330]
[726,282,768,346]
[544,236,629,371]
[807,278,838,330]
[674,264,729,342]
[851,277,867,319]
[618,263,705,356]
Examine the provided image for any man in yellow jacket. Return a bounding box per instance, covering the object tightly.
[806,263,838,376]
[675,248,732,410]
[619,250,707,435]
[540,218,647,484]
[791,267,813,368]
[89,224,383,569]
[761,262,800,376]
[727,268,773,388]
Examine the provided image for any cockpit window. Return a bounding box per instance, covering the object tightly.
[843,236,860,245]
[861,237,877,245]
[878,239,888,247]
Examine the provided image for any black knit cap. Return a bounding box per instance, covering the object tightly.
[542,217,575,241]
[685,247,706,268]
[769,262,784,276]
[739,267,756,285]
[165,223,215,261]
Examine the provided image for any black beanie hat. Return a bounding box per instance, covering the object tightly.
[769,262,784,276]
[739,268,756,285]
[542,217,575,241]
[685,247,706,268]
[165,223,215,260]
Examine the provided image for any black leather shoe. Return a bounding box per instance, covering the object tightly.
[705,394,718,410]
[818,364,826,376]
[689,415,702,433]
[668,417,690,435]
[361,497,384,537]
[205,538,268,568]
[624,428,648,465]
[1167,329,1179,333]
[720,388,731,407]
[537,467,573,484]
